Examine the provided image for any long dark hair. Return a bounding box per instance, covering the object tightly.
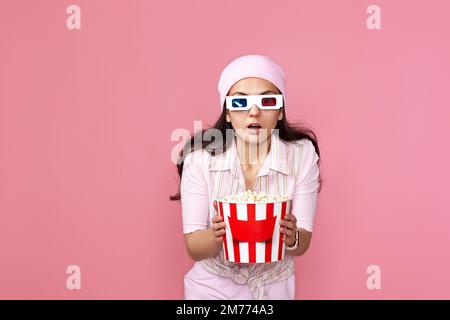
[169,104,323,201]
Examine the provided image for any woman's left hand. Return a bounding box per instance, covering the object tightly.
[279,214,297,247]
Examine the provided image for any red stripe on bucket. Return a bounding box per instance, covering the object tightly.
[218,201,229,261]
[247,203,256,263]
[265,203,274,262]
[229,203,240,263]
[278,201,287,261]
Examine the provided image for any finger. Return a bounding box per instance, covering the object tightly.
[212,221,221,230]
[215,229,226,238]
[213,216,223,223]
[280,217,295,226]
[287,221,296,231]
[282,227,294,237]
[282,233,295,243]
[284,214,297,223]
[279,219,288,227]
[212,222,226,231]
[218,229,226,236]
[280,227,294,236]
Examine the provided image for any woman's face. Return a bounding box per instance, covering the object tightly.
[226,77,284,144]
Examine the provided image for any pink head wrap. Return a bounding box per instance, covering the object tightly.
[217,54,287,112]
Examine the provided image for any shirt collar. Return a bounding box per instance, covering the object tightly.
[208,132,290,177]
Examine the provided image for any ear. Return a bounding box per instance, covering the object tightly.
[278,110,283,121]
[226,111,231,123]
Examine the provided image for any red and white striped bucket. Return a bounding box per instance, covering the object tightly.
[216,200,291,263]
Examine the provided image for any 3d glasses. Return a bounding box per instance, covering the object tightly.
[225,94,283,111]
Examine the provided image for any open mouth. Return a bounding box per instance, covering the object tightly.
[247,123,261,129]
[247,123,262,134]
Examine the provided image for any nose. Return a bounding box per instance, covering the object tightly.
[248,104,260,115]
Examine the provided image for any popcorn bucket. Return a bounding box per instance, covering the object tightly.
[216,199,291,263]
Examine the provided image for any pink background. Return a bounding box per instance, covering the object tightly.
[1,0,449,299]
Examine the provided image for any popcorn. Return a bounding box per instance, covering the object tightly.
[218,190,289,203]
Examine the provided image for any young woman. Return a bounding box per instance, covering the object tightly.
[170,54,323,300]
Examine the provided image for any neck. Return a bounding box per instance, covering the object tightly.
[235,134,271,167]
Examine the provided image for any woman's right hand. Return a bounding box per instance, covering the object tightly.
[212,201,226,243]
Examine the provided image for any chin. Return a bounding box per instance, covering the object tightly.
[237,129,271,144]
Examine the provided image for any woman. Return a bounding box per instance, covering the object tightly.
[170,54,323,299]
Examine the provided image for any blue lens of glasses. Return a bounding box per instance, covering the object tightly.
[231,98,247,109]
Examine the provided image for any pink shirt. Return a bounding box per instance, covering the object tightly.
[181,133,320,299]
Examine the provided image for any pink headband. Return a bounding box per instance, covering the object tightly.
[217,54,286,112]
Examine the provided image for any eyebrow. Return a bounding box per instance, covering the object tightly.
[230,90,279,96]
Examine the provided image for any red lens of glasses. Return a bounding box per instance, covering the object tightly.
[261,97,277,107]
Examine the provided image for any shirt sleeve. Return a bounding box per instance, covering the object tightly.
[180,151,210,234]
[291,139,320,232]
